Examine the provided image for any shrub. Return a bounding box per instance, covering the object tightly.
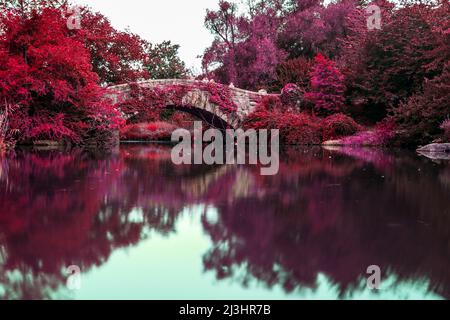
[283,113,323,145]
[0,103,20,151]
[340,120,396,146]
[120,122,178,141]
[304,53,345,115]
[246,96,367,145]
[276,57,313,90]
[322,113,361,141]
[244,108,322,145]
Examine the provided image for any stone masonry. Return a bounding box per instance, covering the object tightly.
[106,79,276,128]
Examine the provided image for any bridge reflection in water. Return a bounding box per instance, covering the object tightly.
[0,145,449,299]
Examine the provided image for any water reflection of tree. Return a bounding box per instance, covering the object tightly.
[0,147,188,298]
[0,145,252,299]
[202,148,450,298]
[0,146,449,299]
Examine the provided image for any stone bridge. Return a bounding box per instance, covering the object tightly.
[106,79,275,128]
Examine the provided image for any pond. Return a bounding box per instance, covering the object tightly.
[0,144,449,300]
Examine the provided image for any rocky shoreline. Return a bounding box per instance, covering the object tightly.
[417,143,450,160]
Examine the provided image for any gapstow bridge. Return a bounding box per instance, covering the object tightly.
[106,79,276,129]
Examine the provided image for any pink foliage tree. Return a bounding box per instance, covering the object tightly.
[305,53,345,114]
[202,0,286,91]
[278,0,357,59]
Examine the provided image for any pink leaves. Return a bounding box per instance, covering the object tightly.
[202,82,238,114]
[203,0,285,91]
[28,113,79,142]
[0,55,34,105]
[305,53,345,114]
[219,1,232,12]
[321,113,361,141]
[0,7,124,144]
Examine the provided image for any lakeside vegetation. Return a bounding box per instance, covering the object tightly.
[0,0,449,151]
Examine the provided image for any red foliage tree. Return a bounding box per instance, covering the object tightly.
[145,41,188,79]
[305,53,346,114]
[321,113,361,141]
[0,7,123,145]
[77,8,148,84]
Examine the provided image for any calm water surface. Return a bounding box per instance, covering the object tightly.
[0,145,449,300]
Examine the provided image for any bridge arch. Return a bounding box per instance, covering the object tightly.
[165,105,231,130]
[106,79,273,128]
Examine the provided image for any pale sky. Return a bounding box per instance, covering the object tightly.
[72,0,220,72]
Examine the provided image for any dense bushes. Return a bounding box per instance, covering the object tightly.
[245,110,363,146]
[120,122,178,141]
[283,114,323,145]
[322,114,361,141]
[336,121,396,147]
[0,103,16,152]
[244,95,363,145]
[244,109,322,145]
[203,0,449,146]
[244,95,318,145]
[391,62,450,146]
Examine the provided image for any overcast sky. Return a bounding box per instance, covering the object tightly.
[72,0,220,72]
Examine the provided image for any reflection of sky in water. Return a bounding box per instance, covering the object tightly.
[61,206,442,300]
